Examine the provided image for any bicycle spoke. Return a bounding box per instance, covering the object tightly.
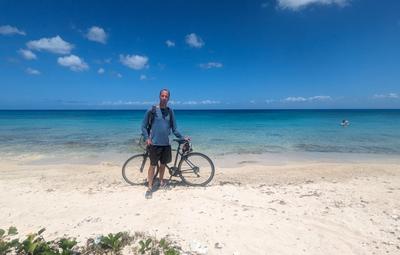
[178,152,214,186]
[122,154,151,186]
[183,158,196,168]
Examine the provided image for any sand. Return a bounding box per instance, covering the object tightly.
[1,155,400,254]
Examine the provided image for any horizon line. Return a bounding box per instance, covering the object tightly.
[1,108,400,111]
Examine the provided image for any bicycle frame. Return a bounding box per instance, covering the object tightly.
[171,142,186,168]
[143,141,188,177]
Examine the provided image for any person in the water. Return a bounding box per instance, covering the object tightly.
[341,119,350,127]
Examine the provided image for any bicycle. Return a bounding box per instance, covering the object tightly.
[122,138,215,187]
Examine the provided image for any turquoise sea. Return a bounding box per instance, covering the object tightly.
[1,110,400,163]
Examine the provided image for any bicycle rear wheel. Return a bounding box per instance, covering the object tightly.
[178,152,215,186]
[122,153,152,185]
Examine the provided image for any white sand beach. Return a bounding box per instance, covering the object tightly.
[1,155,400,254]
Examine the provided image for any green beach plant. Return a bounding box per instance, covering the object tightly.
[98,232,130,254]
[17,228,59,255]
[58,237,78,255]
[1,227,182,255]
[137,238,152,254]
[0,226,20,255]
[135,237,180,255]
[158,238,179,255]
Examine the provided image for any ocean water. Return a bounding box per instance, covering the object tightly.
[0,110,400,163]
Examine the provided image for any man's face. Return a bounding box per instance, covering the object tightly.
[159,91,169,104]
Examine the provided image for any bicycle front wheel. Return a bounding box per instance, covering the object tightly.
[122,153,151,185]
[178,152,215,186]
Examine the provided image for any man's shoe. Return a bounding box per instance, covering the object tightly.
[160,180,167,188]
[160,180,170,190]
[145,189,152,199]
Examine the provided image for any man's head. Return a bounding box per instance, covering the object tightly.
[159,88,170,105]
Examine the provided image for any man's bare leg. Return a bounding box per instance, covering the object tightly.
[159,164,166,186]
[147,165,156,190]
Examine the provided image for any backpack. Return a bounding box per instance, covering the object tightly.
[145,105,174,136]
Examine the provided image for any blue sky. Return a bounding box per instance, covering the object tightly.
[1,0,400,109]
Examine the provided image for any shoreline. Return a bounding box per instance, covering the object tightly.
[2,150,400,167]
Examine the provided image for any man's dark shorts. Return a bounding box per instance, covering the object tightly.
[149,145,172,166]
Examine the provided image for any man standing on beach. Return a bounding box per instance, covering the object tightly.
[141,89,189,199]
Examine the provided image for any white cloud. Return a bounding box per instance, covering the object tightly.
[98,68,105,74]
[86,26,108,44]
[373,93,399,99]
[199,62,223,69]
[27,36,73,54]
[182,101,198,105]
[284,96,307,102]
[182,100,220,105]
[26,67,40,75]
[169,100,181,105]
[0,25,26,36]
[101,100,154,105]
[201,100,220,104]
[120,54,149,70]
[101,99,220,106]
[140,74,147,80]
[166,40,175,47]
[117,73,123,78]
[185,33,204,48]
[57,55,89,71]
[284,95,332,102]
[308,95,332,101]
[18,49,37,60]
[277,0,349,10]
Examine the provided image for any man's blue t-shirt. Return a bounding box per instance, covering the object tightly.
[141,105,183,146]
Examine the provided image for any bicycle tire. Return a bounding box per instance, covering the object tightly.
[178,152,215,186]
[122,153,150,185]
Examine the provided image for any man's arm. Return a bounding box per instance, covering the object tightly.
[170,109,183,139]
[141,109,151,140]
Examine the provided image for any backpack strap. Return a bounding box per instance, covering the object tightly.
[146,105,157,135]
